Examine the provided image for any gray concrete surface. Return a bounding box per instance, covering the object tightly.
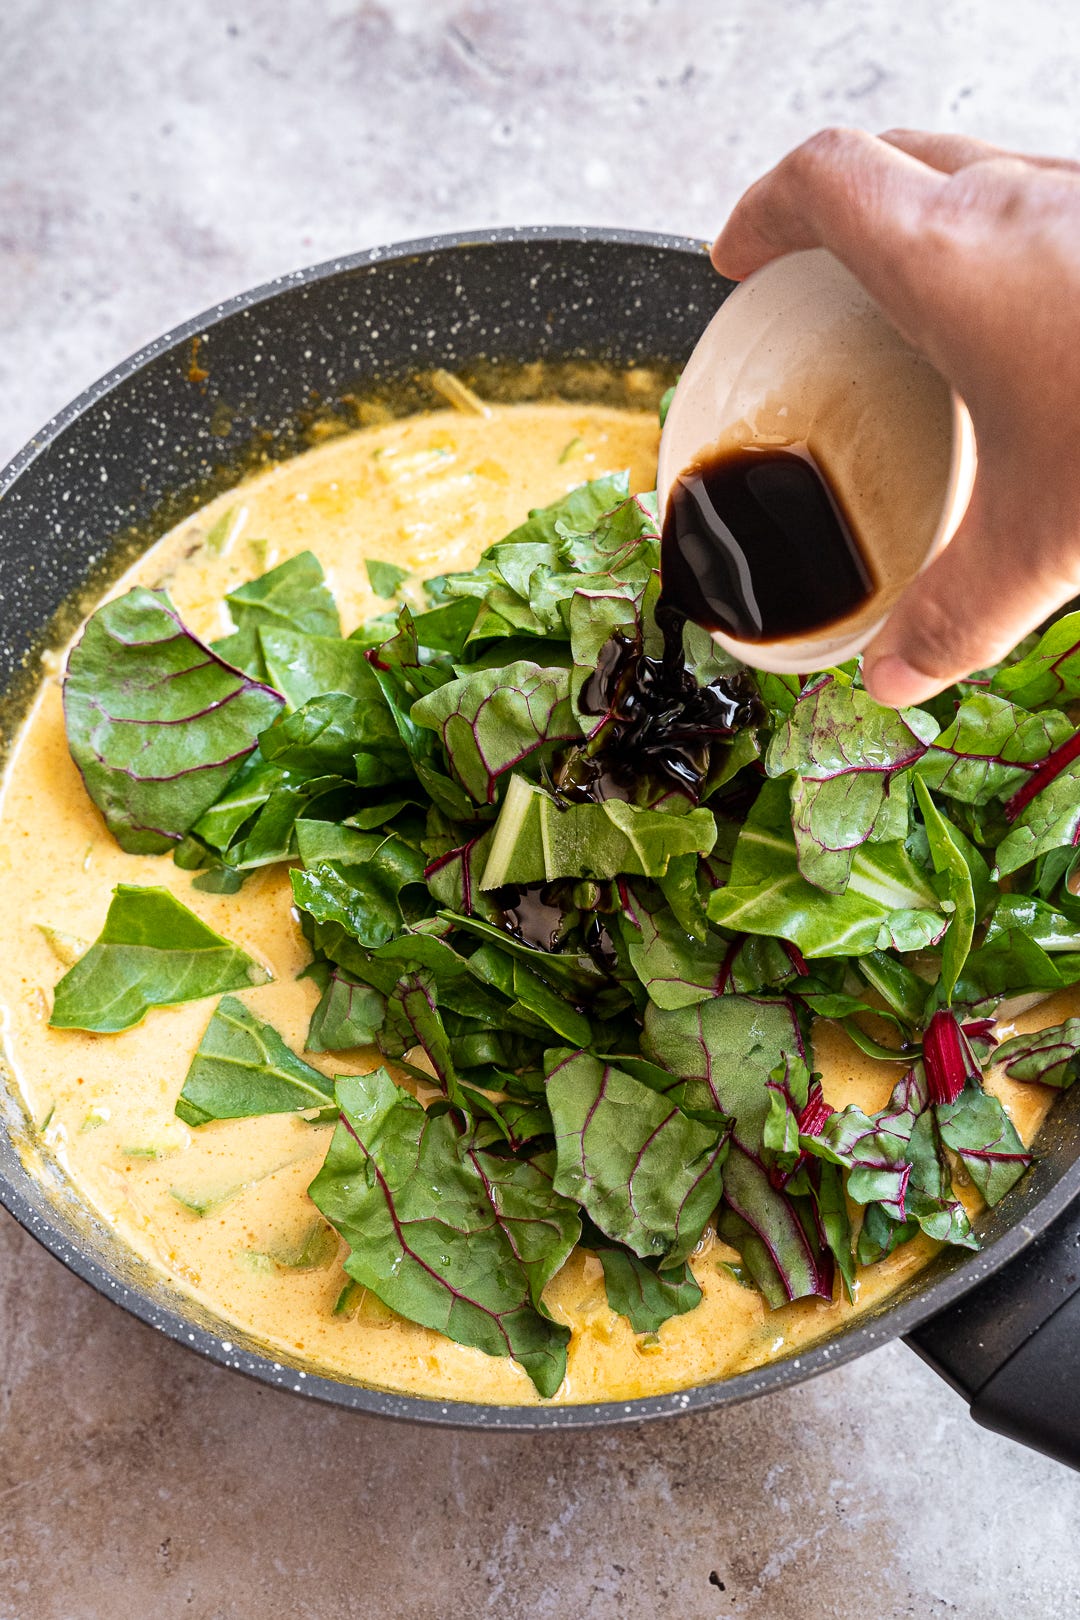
[3,2,1080,1616]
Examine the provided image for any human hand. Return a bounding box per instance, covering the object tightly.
[711,129,1080,707]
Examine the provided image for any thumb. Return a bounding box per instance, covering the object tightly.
[862,472,1079,707]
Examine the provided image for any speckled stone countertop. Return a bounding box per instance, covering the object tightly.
[3,3,1080,1616]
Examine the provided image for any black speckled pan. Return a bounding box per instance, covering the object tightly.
[2,228,1079,1458]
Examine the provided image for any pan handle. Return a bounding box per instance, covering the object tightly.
[904,1197,1080,1470]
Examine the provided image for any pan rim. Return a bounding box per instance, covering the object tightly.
[2,223,1078,1431]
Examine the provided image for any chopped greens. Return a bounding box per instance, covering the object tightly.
[58,464,1080,1396]
[49,886,270,1033]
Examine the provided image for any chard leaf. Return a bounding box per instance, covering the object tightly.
[984,892,1080,951]
[545,1049,729,1266]
[304,961,386,1051]
[366,558,410,599]
[308,1070,579,1396]
[766,676,936,892]
[378,969,464,1107]
[214,552,340,673]
[935,1083,1030,1205]
[427,475,630,604]
[291,823,430,950]
[63,587,284,855]
[914,777,976,1004]
[992,612,1080,708]
[190,754,285,852]
[596,1247,702,1333]
[175,995,334,1125]
[716,1144,833,1306]
[917,692,1071,804]
[957,926,1080,1001]
[258,627,384,709]
[480,776,716,889]
[708,779,945,957]
[640,993,806,1132]
[618,884,735,1009]
[993,1019,1080,1088]
[49,885,270,1033]
[806,1066,976,1256]
[411,662,578,805]
[994,755,1080,875]
[258,692,410,782]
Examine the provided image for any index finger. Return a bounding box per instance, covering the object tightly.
[710,128,945,323]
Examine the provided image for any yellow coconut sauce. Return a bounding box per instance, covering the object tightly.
[0,399,1067,1406]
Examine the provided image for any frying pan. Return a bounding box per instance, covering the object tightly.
[1,228,1079,1464]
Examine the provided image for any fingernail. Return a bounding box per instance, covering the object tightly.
[863,653,940,708]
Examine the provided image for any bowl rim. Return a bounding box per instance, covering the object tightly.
[2,222,1079,1432]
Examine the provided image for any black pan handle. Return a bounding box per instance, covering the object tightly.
[905,1198,1080,1470]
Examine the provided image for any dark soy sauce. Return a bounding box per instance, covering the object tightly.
[660,442,875,642]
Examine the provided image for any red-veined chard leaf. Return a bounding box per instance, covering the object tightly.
[49,884,270,1033]
[308,1069,579,1396]
[639,994,836,1303]
[545,1049,730,1267]
[765,675,937,893]
[934,1082,1030,1205]
[991,611,1080,708]
[63,586,285,855]
[213,551,341,675]
[479,776,716,890]
[303,961,386,1051]
[993,1018,1080,1089]
[411,661,578,805]
[596,1247,702,1334]
[617,883,735,1009]
[708,779,945,957]
[175,995,335,1125]
[916,691,1072,805]
[802,1065,977,1261]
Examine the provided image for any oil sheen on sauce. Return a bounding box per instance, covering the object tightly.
[0,401,1065,1407]
[660,442,875,641]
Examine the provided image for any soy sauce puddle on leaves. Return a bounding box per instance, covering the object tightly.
[495,442,868,962]
[493,606,761,967]
[659,441,875,642]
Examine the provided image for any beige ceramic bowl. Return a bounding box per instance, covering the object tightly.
[657,247,977,673]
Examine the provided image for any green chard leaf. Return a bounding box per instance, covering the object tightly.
[639,995,836,1304]
[63,587,284,855]
[913,777,978,1004]
[545,1049,729,1267]
[365,558,410,599]
[934,1083,1030,1206]
[411,662,578,805]
[596,1247,702,1334]
[308,1069,580,1397]
[258,692,411,783]
[213,551,340,674]
[304,962,386,1051]
[994,750,1080,876]
[176,996,335,1125]
[766,675,937,893]
[708,779,945,958]
[618,883,736,1009]
[479,776,716,889]
[49,885,270,1034]
[258,627,384,710]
